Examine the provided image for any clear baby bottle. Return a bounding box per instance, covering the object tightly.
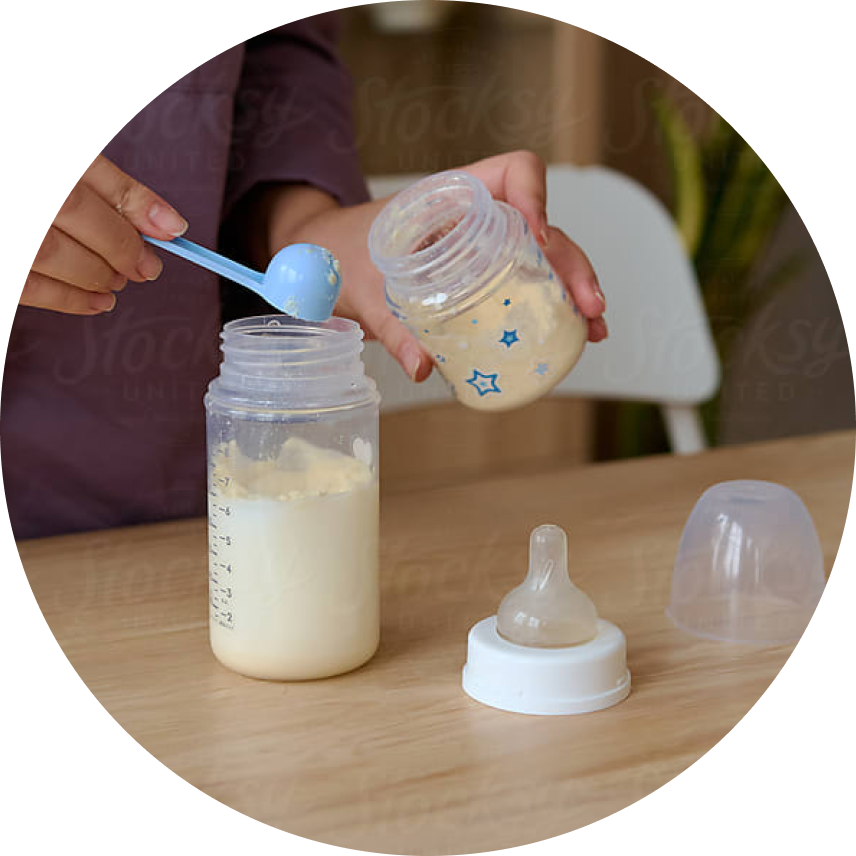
[368,170,588,411]
[204,315,380,681]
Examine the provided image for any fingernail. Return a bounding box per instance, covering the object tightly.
[594,282,606,309]
[149,202,188,237]
[90,292,116,313]
[539,226,550,247]
[403,344,423,381]
[137,246,163,281]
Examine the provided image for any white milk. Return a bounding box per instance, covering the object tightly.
[208,437,379,680]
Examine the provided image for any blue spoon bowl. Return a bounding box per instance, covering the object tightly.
[143,236,342,322]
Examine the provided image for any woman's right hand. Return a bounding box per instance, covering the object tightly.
[23,154,188,315]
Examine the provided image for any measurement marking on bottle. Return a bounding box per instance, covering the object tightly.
[208,484,236,631]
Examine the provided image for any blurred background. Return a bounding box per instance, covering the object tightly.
[338,1,853,488]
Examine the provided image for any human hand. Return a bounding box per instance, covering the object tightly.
[23,155,188,315]
[264,150,606,382]
[352,151,607,379]
[463,151,608,343]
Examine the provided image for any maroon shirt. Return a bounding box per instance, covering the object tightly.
[1,15,367,539]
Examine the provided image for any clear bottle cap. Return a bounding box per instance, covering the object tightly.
[668,480,826,644]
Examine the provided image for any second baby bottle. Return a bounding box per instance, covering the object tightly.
[368,170,588,411]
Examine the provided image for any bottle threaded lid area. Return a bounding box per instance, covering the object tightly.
[220,315,364,367]
[369,171,489,269]
[208,314,378,413]
[369,171,515,323]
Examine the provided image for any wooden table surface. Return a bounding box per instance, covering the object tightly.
[21,431,853,855]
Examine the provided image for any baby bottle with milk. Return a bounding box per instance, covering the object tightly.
[368,170,588,411]
[204,315,381,680]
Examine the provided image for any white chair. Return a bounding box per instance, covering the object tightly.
[365,165,720,454]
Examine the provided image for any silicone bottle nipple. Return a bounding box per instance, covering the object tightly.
[497,524,598,647]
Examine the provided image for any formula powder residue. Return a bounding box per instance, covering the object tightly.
[215,436,373,500]
[411,253,587,411]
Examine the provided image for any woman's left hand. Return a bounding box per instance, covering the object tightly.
[463,151,608,343]
[263,150,607,382]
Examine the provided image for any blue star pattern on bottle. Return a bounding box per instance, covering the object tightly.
[466,370,501,396]
[534,362,549,377]
[499,329,520,348]
[435,354,446,363]
[503,298,511,307]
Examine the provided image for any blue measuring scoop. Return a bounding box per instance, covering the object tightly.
[144,235,342,322]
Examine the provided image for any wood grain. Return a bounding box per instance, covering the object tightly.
[19,431,853,855]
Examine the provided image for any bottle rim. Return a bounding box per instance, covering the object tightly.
[207,314,378,414]
[369,170,524,328]
[368,170,496,284]
[220,314,364,366]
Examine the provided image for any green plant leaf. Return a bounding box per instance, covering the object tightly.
[699,113,735,190]
[728,170,789,271]
[640,100,800,452]
[693,122,744,280]
[651,95,706,255]
[694,141,767,277]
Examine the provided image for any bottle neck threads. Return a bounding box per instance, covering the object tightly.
[369,170,523,321]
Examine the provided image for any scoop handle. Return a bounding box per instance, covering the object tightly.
[143,235,265,292]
